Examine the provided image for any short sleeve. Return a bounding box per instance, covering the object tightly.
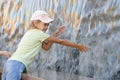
[39,32,50,42]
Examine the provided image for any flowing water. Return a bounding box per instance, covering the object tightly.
[0,0,120,80]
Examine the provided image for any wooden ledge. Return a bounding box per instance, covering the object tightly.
[0,67,44,80]
[22,74,44,80]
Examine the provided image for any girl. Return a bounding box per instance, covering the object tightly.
[2,10,88,80]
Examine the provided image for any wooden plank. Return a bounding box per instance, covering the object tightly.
[22,74,44,80]
[0,67,100,80]
[0,67,44,80]
[0,67,2,79]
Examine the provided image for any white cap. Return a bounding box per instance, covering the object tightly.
[31,10,54,23]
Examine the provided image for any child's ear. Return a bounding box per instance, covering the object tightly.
[33,21,36,26]
[33,21,38,27]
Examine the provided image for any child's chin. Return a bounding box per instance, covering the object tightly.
[44,30,47,32]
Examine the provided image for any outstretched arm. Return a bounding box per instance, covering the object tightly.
[0,51,11,58]
[45,36,88,52]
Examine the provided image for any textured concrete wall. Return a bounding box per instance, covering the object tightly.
[0,0,120,80]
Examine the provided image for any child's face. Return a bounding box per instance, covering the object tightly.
[33,20,49,32]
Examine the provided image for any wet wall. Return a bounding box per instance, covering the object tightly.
[0,0,120,80]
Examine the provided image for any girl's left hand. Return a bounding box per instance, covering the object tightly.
[54,26,66,37]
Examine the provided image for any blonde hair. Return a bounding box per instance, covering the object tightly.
[27,20,42,31]
[26,21,34,31]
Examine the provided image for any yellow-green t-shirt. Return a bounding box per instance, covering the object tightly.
[9,29,50,68]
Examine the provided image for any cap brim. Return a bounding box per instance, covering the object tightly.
[40,17,54,23]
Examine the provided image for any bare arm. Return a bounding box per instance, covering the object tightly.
[0,51,11,58]
[42,41,53,50]
[42,26,65,50]
[45,36,88,52]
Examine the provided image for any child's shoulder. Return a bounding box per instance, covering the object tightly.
[26,29,45,35]
[27,29,41,32]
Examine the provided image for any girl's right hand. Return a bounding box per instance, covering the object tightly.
[76,44,88,52]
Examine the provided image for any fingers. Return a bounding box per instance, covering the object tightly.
[59,26,66,32]
[58,26,66,32]
[54,26,66,36]
[80,46,88,52]
[3,51,11,58]
[6,54,11,58]
[58,25,65,29]
[0,51,11,58]
[77,45,89,52]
